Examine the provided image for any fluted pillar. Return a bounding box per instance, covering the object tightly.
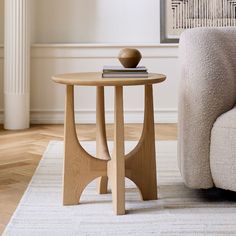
[4,0,30,130]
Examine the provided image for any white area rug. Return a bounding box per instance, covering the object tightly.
[3,141,236,236]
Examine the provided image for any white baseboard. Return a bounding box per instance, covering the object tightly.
[0,109,178,124]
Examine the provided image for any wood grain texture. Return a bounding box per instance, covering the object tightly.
[96,86,110,194]
[63,85,107,205]
[108,87,125,215]
[62,84,159,214]
[0,123,177,234]
[125,85,157,200]
[52,72,166,86]
[108,86,125,215]
[54,73,167,214]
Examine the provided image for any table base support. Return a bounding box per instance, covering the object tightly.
[63,84,157,215]
[63,85,108,205]
[125,85,157,200]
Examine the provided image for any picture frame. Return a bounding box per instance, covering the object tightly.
[160,0,180,43]
[160,0,179,43]
[160,0,236,44]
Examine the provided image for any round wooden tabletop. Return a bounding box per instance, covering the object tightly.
[52,72,166,86]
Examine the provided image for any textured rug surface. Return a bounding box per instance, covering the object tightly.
[3,141,236,236]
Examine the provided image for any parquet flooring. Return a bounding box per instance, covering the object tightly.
[0,124,177,234]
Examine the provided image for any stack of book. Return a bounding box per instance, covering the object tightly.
[102,66,148,78]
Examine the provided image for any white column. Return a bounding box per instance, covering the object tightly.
[4,0,30,130]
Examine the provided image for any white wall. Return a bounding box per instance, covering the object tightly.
[0,47,3,111]
[0,0,3,44]
[31,0,159,43]
[0,0,179,124]
[29,44,179,123]
[0,0,3,112]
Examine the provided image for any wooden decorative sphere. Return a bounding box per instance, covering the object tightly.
[118,48,142,68]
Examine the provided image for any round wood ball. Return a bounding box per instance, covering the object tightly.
[118,48,142,68]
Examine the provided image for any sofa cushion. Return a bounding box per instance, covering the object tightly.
[178,27,236,189]
[210,106,236,191]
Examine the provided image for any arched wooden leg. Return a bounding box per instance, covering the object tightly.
[125,84,157,201]
[108,86,125,215]
[63,85,107,205]
[96,86,110,194]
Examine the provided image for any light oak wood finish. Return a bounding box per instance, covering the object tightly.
[53,72,166,215]
[108,86,125,215]
[63,85,107,205]
[96,87,110,194]
[125,85,157,200]
[52,72,166,86]
[0,123,177,234]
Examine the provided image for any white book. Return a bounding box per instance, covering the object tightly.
[102,73,148,78]
[103,65,147,72]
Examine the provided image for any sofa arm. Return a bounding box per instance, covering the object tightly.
[178,28,236,189]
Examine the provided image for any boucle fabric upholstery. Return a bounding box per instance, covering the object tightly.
[178,27,236,189]
[210,106,236,191]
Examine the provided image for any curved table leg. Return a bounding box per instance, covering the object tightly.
[96,86,110,194]
[63,85,108,205]
[108,86,125,215]
[63,84,157,214]
[125,84,157,200]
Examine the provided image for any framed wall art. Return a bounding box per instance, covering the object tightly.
[160,0,236,43]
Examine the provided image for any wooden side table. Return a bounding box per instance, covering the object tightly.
[52,72,166,215]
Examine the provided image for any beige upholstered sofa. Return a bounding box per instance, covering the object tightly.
[178,27,236,191]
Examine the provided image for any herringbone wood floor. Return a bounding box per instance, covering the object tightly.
[0,124,177,234]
